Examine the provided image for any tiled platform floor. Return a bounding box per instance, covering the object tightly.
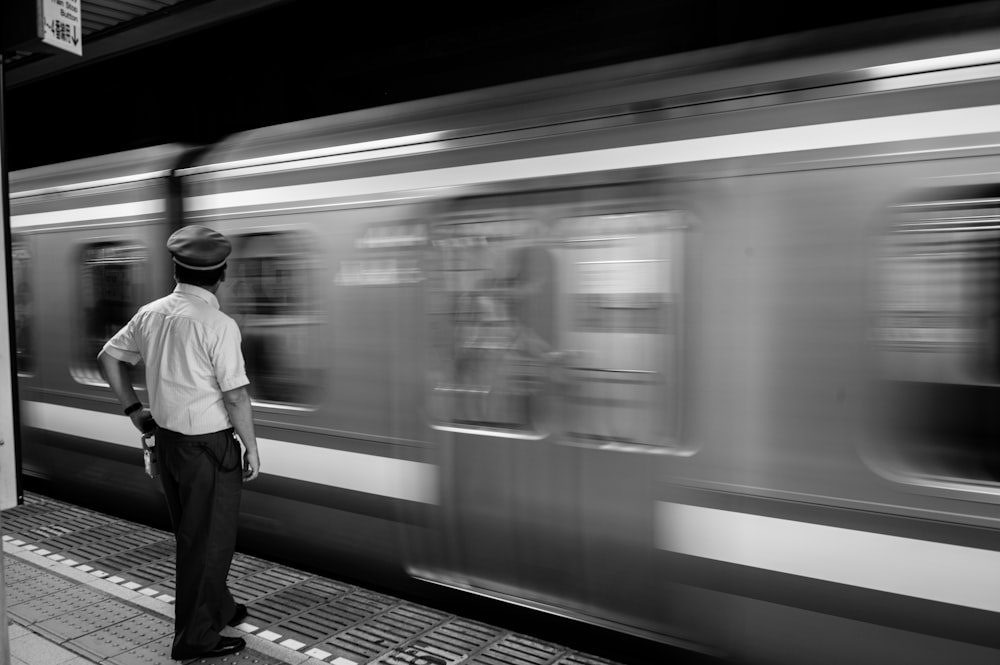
[8,620,95,665]
[2,493,623,665]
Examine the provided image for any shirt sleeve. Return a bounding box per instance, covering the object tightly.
[212,317,250,393]
[101,316,143,366]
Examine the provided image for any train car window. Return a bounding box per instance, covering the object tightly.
[76,241,148,387]
[427,206,687,446]
[427,216,548,433]
[11,237,33,375]
[555,211,686,448]
[871,186,1000,488]
[224,231,323,406]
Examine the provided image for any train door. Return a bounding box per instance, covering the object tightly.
[412,185,690,625]
[415,202,571,604]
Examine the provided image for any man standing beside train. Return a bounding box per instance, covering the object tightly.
[97,226,261,661]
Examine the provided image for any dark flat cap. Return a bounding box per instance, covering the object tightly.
[167,226,231,270]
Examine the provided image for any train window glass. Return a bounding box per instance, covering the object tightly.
[555,211,687,448]
[871,187,1000,488]
[224,231,323,406]
[12,237,33,375]
[76,241,148,387]
[426,208,687,446]
[427,216,549,433]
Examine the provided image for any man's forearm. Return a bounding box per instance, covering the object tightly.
[97,350,140,408]
[222,387,258,453]
[98,350,156,433]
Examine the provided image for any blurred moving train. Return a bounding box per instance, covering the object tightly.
[9,7,1000,664]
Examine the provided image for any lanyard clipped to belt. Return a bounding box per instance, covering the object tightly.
[141,432,159,479]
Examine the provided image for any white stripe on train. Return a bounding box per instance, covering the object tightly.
[655,502,1000,613]
[21,401,438,505]
[12,200,165,228]
[184,103,1000,207]
[11,103,1000,228]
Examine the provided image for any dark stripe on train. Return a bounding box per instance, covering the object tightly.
[659,484,1000,552]
[658,550,1000,649]
[21,427,432,526]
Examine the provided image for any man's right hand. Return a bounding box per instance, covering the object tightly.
[130,409,157,435]
[243,448,260,482]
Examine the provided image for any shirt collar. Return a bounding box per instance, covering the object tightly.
[174,282,221,310]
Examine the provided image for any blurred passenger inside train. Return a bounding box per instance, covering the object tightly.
[452,278,553,424]
[444,244,572,429]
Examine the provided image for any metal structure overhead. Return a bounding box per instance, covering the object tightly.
[3,0,293,88]
[4,0,996,172]
[81,0,186,34]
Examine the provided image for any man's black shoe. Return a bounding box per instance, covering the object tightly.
[228,604,248,627]
[172,636,246,661]
[204,636,246,657]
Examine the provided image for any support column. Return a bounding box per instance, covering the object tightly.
[0,54,21,665]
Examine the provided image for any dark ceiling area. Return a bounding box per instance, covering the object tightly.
[3,0,996,171]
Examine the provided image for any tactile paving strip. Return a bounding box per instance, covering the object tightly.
[105,635,175,665]
[34,598,144,642]
[190,650,290,665]
[8,584,108,623]
[69,613,173,660]
[105,635,290,665]
[4,558,42,584]
[5,567,75,605]
[3,493,632,665]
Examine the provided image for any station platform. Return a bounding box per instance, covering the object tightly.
[2,493,622,665]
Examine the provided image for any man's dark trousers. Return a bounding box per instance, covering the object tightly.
[157,428,242,658]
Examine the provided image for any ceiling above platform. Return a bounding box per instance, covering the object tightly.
[3,0,292,88]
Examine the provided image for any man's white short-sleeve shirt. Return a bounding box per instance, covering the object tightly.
[102,283,249,435]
